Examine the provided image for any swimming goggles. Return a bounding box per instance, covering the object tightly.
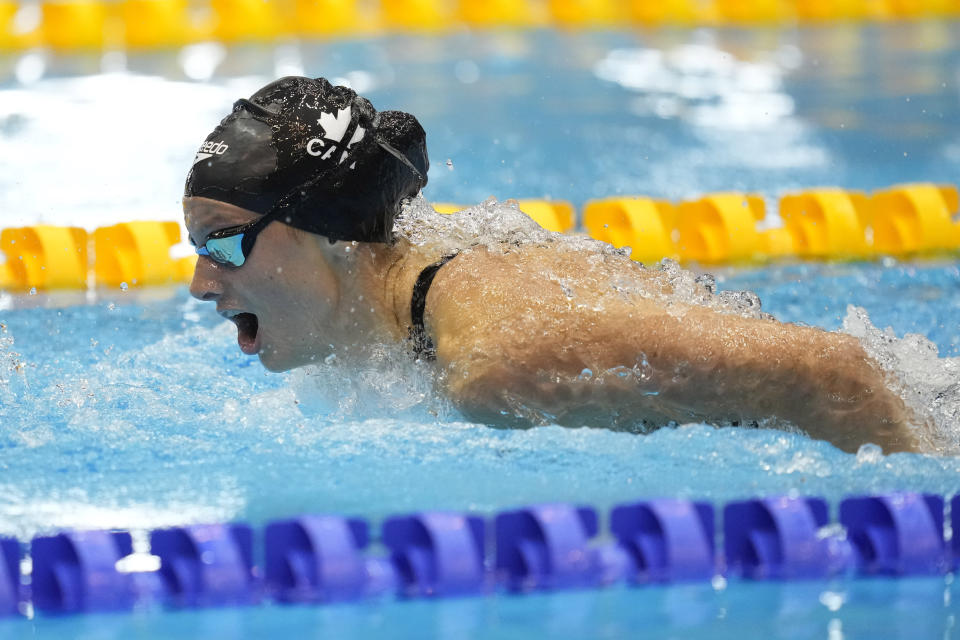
[195,208,286,267]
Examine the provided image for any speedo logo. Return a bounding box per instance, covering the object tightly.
[193,140,229,165]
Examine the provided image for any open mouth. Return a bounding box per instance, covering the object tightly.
[232,313,260,355]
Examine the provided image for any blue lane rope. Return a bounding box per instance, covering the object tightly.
[2,492,957,617]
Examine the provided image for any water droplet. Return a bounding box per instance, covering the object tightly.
[695,273,717,294]
[120,282,128,291]
[855,442,883,465]
[28,287,36,295]
[446,158,454,170]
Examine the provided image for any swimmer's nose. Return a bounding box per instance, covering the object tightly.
[189,256,223,301]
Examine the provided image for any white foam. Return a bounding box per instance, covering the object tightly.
[842,305,960,453]
[290,341,456,423]
[398,195,774,323]
[396,195,557,252]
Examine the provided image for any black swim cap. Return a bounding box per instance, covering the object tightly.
[184,76,428,243]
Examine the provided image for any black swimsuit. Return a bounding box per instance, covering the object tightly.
[409,252,459,361]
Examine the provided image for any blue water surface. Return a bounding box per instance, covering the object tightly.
[1,578,954,639]
[0,262,958,638]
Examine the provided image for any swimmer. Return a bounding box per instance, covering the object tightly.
[184,76,921,455]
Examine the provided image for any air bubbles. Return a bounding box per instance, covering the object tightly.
[446,159,454,170]
[717,289,762,314]
[855,442,883,465]
[290,340,452,421]
[28,287,36,296]
[694,273,717,294]
[652,259,769,321]
[843,305,960,453]
[395,194,555,251]
[120,282,128,292]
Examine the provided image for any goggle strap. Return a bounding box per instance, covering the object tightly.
[240,209,283,257]
[377,139,425,189]
[233,98,279,120]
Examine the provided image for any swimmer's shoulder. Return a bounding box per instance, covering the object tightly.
[424,242,661,363]
[425,242,566,313]
[426,241,662,317]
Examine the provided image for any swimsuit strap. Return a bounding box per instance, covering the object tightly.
[409,252,459,361]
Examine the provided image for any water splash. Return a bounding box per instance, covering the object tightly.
[289,341,456,423]
[396,195,557,253]
[653,257,772,320]
[0,323,28,409]
[842,305,960,453]
[398,196,775,323]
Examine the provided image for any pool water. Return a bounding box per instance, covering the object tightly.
[1,578,955,639]
[3,260,960,540]
[1,20,959,639]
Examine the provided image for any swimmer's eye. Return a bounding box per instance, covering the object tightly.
[196,229,248,267]
[204,236,244,265]
[193,207,288,267]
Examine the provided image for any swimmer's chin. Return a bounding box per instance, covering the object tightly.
[253,346,298,373]
[259,357,293,373]
[256,347,329,373]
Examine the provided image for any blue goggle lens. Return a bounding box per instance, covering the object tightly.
[197,233,246,266]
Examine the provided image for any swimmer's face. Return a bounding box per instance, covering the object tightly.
[184,197,342,371]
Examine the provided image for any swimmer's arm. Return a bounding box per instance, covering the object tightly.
[428,261,917,453]
[618,305,918,453]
